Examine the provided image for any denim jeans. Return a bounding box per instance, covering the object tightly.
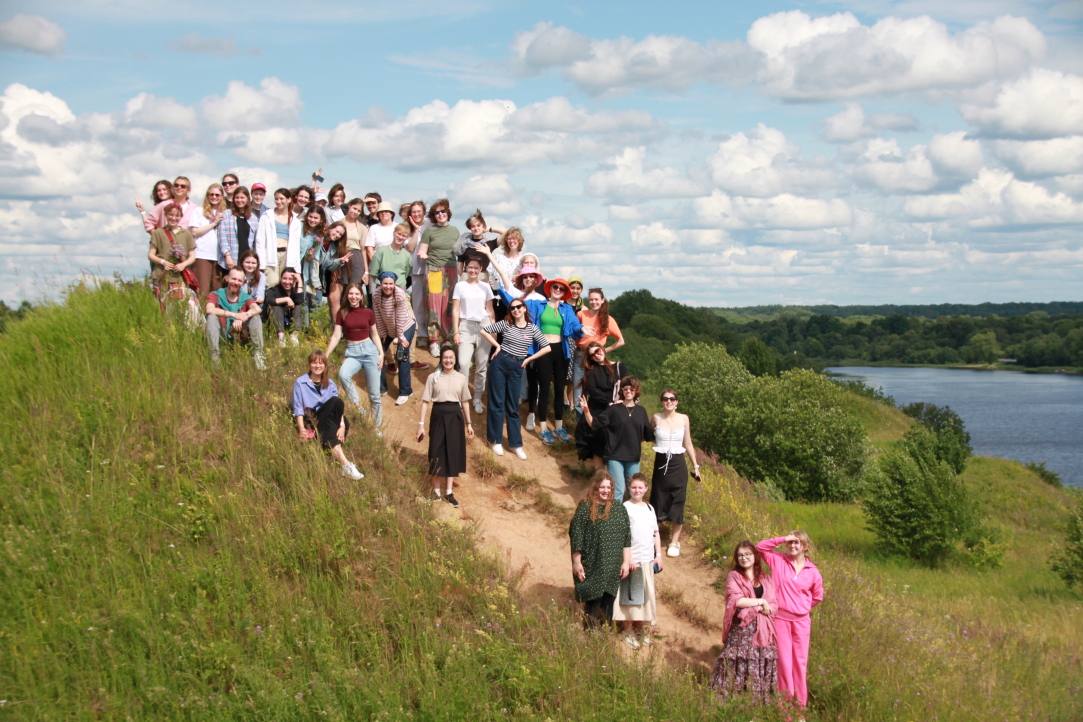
[340,339,382,427]
[380,323,415,396]
[457,319,492,401]
[606,459,641,503]
[487,350,524,448]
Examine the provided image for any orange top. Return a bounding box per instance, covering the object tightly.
[576,310,622,349]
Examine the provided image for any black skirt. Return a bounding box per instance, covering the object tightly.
[428,401,467,478]
[649,452,688,524]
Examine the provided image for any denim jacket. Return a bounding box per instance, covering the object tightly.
[498,288,583,359]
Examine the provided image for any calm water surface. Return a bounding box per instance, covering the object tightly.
[827,367,1083,487]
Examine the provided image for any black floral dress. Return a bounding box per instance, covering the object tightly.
[568,501,631,603]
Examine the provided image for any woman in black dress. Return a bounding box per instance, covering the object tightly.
[417,345,474,508]
[588,376,655,503]
[575,342,627,470]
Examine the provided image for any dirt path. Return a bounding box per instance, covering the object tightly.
[380,348,729,672]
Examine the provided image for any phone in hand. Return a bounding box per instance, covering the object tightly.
[312,172,324,183]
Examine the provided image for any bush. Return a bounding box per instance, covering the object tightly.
[902,401,971,474]
[831,378,896,406]
[720,369,870,502]
[1049,494,1083,590]
[738,337,776,376]
[653,342,752,459]
[862,436,975,566]
[1025,461,1063,487]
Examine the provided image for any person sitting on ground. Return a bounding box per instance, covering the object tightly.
[205,266,266,370]
[266,267,305,347]
[613,473,663,650]
[292,350,364,480]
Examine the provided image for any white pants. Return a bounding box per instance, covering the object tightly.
[457,319,492,401]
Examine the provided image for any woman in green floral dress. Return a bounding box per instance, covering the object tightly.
[569,473,633,627]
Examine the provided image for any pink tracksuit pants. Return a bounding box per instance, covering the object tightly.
[774,614,811,707]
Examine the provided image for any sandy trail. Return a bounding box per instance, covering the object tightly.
[379,348,729,671]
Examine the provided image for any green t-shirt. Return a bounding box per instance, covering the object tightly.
[421,224,460,269]
[370,244,414,287]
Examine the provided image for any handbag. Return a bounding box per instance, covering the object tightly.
[165,228,200,292]
[618,565,645,607]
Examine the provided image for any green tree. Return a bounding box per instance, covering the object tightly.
[901,402,971,474]
[653,343,752,459]
[1050,495,1083,590]
[862,433,975,566]
[721,369,870,502]
[961,330,1000,363]
[738,337,776,377]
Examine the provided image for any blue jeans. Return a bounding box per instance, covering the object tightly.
[487,350,524,449]
[380,324,415,396]
[606,459,641,503]
[340,339,382,427]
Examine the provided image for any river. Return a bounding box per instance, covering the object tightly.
[826,367,1083,488]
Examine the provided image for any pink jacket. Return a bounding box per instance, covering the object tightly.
[756,537,824,621]
[722,569,777,648]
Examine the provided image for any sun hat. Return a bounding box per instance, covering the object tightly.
[513,263,545,290]
[568,276,584,288]
[544,277,571,297]
[376,201,395,215]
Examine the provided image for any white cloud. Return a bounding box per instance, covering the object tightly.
[216,127,330,167]
[509,96,658,133]
[584,147,701,202]
[994,137,1083,176]
[630,222,680,251]
[0,14,65,57]
[167,32,240,57]
[905,168,1083,225]
[511,22,756,96]
[694,190,853,230]
[517,214,612,253]
[926,131,984,177]
[851,132,982,193]
[449,174,521,215]
[749,12,1044,100]
[707,124,836,197]
[822,103,919,142]
[124,93,198,131]
[199,78,302,132]
[960,69,1083,138]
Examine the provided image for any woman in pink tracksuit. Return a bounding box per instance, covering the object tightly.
[756,531,823,709]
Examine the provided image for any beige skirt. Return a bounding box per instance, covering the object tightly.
[612,560,657,624]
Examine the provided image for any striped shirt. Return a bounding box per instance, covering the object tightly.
[372,285,415,340]
[482,320,549,358]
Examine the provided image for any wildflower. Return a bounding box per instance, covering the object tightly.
[157,465,165,469]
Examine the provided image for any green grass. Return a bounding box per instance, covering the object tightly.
[0,282,776,721]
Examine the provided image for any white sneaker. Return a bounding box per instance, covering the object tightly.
[525,413,536,431]
[254,353,266,371]
[473,399,484,415]
[491,444,504,456]
[429,342,440,357]
[289,332,300,346]
[621,632,641,650]
[341,462,364,480]
[277,334,287,348]
[514,447,527,460]
[667,542,680,558]
[395,395,411,406]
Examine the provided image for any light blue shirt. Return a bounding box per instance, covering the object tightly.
[291,374,340,418]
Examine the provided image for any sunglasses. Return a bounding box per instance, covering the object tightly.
[174,184,189,189]
[434,208,449,215]
[509,305,525,311]
[661,396,678,402]
[223,180,237,186]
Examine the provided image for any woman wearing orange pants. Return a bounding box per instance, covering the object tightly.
[756,532,823,710]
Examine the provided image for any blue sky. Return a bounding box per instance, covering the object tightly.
[1,0,1081,306]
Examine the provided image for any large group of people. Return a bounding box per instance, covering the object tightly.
[138,169,824,715]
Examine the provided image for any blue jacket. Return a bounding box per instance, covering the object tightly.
[498,288,583,359]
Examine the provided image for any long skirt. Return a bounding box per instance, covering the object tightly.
[428,401,466,478]
[426,266,458,345]
[649,452,688,525]
[710,617,778,705]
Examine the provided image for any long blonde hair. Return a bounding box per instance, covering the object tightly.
[202,183,227,218]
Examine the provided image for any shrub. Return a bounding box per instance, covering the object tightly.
[1049,494,1083,590]
[720,369,870,502]
[862,436,975,566]
[653,342,752,458]
[738,337,776,377]
[961,522,1008,570]
[831,378,896,406]
[902,401,971,474]
[1025,461,1063,487]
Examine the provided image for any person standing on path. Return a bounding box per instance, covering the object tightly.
[569,473,633,629]
[586,376,655,502]
[756,532,823,712]
[417,345,474,508]
[650,388,701,558]
[452,257,496,417]
[612,474,663,649]
[417,199,460,356]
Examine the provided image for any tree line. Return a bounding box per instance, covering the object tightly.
[609,289,1083,374]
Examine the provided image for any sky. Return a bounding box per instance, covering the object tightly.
[1,0,1081,307]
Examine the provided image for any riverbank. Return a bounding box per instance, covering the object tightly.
[826,360,1083,375]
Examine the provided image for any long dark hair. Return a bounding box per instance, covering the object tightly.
[230,185,252,219]
[150,179,173,204]
[588,288,610,339]
[581,341,617,386]
[731,540,766,585]
[237,249,261,288]
[302,207,327,239]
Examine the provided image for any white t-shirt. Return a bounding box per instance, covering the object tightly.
[366,223,395,250]
[193,211,219,261]
[624,501,658,564]
[452,280,495,322]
